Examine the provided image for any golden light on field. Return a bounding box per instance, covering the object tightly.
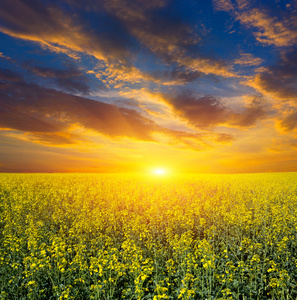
[2,173,297,299]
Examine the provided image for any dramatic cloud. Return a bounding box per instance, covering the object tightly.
[248,48,297,100]
[0,69,158,141]
[103,0,233,77]
[0,0,235,89]
[0,0,133,62]
[0,101,58,133]
[0,69,235,149]
[163,91,266,129]
[236,8,297,47]
[214,0,297,48]
[279,110,297,132]
[29,65,91,94]
[1,0,297,172]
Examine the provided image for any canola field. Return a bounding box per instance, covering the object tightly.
[0,173,297,300]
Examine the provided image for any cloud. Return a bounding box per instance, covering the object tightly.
[279,110,297,132]
[230,97,267,127]
[213,0,234,12]
[0,0,235,90]
[29,65,91,94]
[233,53,263,66]
[169,130,235,144]
[0,68,237,150]
[247,48,297,100]
[163,91,266,129]
[235,0,251,11]
[92,62,162,88]
[151,128,234,151]
[215,133,235,143]
[165,93,227,129]
[0,68,158,142]
[0,0,140,65]
[0,68,23,82]
[213,0,251,13]
[148,122,234,150]
[236,8,297,47]
[25,131,88,145]
[0,0,134,62]
[0,100,58,133]
[93,0,235,77]
[0,68,241,151]
[213,0,297,48]
[162,68,202,85]
[0,52,11,60]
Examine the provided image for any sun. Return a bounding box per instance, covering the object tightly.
[152,168,168,175]
[146,166,175,176]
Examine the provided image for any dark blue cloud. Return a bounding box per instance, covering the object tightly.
[29,65,91,94]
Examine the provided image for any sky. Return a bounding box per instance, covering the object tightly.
[0,0,297,173]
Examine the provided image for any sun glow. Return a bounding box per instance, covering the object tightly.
[152,168,168,175]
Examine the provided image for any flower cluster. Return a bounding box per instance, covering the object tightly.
[0,173,297,299]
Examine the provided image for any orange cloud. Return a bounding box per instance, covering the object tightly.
[213,0,297,48]
[0,69,159,142]
[0,0,234,90]
[233,53,263,66]
[245,49,297,101]
[213,0,234,12]
[236,8,297,47]
[162,91,267,129]
[0,0,242,97]
[278,110,297,132]
[1,68,239,151]
[24,132,86,146]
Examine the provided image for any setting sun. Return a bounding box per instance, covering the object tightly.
[152,168,168,175]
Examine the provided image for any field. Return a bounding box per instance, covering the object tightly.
[0,173,297,300]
